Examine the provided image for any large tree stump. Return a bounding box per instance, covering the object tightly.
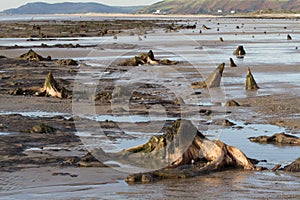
[124,120,257,183]
[191,63,225,88]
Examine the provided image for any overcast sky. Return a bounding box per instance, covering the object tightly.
[0,0,161,11]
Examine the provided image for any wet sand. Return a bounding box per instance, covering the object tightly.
[0,16,299,199]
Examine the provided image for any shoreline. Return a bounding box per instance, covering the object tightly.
[1,13,300,21]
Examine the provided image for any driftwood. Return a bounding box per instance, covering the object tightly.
[191,63,225,89]
[245,67,259,90]
[249,133,300,145]
[124,120,257,183]
[118,50,178,66]
[19,49,51,61]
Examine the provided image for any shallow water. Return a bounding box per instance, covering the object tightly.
[1,17,300,199]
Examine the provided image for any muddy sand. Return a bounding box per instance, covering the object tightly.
[0,17,299,199]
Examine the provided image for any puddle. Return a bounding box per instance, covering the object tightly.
[0,111,70,118]
[205,120,299,167]
[82,114,178,123]
[0,132,11,136]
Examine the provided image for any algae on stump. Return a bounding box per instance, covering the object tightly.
[245,67,259,90]
[125,120,257,183]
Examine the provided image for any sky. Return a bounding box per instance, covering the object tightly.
[0,0,161,11]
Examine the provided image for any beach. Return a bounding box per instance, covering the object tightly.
[0,15,299,199]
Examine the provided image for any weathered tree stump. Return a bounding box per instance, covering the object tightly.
[19,49,51,61]
[229,57,237,67]
[118,50,178,66]
[233,46,246,57]
[245,67,259,90]
[37,72,72,98]
[191,63,225,89]
[124,120,257,183]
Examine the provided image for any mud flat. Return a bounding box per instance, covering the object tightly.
[0,16,299,199]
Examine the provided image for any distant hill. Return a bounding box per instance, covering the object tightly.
[1,2,143,14]
[137,0,300,14]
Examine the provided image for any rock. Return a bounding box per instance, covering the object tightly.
[229,58,237,67]
[225,100,240,107]
[219,37,224,42]
[283,158,300,172]
[287,34,292,40]
[191,63,225,89]
[19,49,51,61]
[56,59,78,66]
[249,133,300,145]
[29,124,56,134]
[37,72,72,99]
[125,120,257,183]
[245,68,259,90]
[233,46,246,57]
[0,55,6,59]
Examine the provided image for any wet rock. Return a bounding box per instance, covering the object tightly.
[245,68,259,90]
[118,50,178,66]
[29,124,56,134]
[282,158,300,172]
[125,120,257,183]
[229,58,237,67]
[36,72,72,99]
[249,133,300,145]
[287,34,292,40]
[56,59,78,66]
[225,100,240,107]
[19,49,51,61]
[191,63,225,89]
[233,46,246,57]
